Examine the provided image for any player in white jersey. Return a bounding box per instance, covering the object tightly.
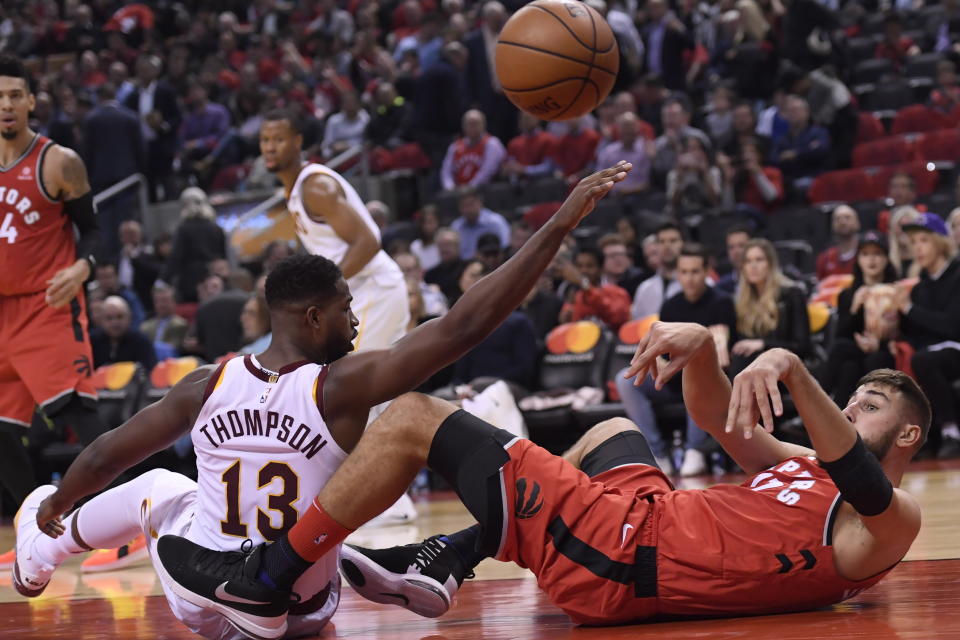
[261,108,408,353]
[15,161,632,640]
[261,107,416,525]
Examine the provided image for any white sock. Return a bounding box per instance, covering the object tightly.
[942,423,960,441]
[32,511,87,566]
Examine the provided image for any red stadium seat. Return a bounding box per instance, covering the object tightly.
[808,169,873,204]
[855,111,886,145]
[890,105,952,135]
[915,129,960,164]
[851,135,918,168]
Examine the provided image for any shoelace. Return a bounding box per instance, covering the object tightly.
[196,539,254,578]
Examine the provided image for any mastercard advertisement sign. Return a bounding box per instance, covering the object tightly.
[546,322,603,355]
[91,362,138,391]
[618,315,659,345]
[150,357,203,389]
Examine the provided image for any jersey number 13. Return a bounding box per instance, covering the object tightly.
[220,460,299,541]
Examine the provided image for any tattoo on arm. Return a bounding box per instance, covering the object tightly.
[58,149,92,200]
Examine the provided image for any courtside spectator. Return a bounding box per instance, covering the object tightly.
[874,12,920,70]
[93,262,146,329]
[410,206,442,271]
[820,231,898,407]
[179,84,230,177]
[558,247,632,330]
[816,205,861,281]
[770,95,830,188]
[730,238,810,377]
[550,117,602,180]
[117,220,161,314]
[424,228,465,301]
[720,101,771,159]
[141,283,189,358]
[599,233,648,297]
[632,222,685,319]
[878,172,923,234]
[595,112,651,200]
[666,136,722,216]
[394,252,449,317]
[930,60,960,113]
[719,140,784,216]
[322,91,369,159]
[888,205,924,277]
[652,95,712,184]
[239,295,272,354]
[503,112,556,181]
[899,214,960,458]
[716,223,752,294]
[90,296,157,371]
[163,187,227,303]
[440,109,506,191]
[450,188,510,259]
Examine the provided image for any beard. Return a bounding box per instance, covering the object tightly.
[1,128,17,140]
[864,428,899,462]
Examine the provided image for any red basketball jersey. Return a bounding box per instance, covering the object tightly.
[654,456,893,617]
[451,134,491,186]
[0,135,74,296]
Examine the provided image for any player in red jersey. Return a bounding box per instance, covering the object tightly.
[0,54,114,569]
[148,315,927,638]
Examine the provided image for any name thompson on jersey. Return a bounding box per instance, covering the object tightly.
[197,408,330,459]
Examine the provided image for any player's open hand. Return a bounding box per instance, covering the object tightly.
[555,161,631,229]
[45,261,89,308]
[726,348,798,438]
[624,322,713,390]
[36,495,70,539]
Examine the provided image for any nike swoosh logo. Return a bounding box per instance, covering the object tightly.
[620,523,634,548]
[215,582,270,606]
[380,592,410,606]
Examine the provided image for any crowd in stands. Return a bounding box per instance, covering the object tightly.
[6,0,960,477]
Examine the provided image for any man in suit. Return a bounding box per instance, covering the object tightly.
[83,83,144,260]
[412,42,468,182]
[464,1,518,143]
[122,55,181,201]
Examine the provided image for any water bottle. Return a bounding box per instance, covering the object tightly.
[51,472,62,487]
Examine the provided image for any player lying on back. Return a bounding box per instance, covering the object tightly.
[12,162,632,640]
[146,322,925,638]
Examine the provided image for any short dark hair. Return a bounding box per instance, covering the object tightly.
[726,222,753,239]
[678,242,710,267]
[262,107,303,135]
[575,246,604,266]
[0,54,32,92]
[264,254,342,309]
[655,221,683,238]
[857,369,932,450]
[664,93,691,113]
[890,171,915,190]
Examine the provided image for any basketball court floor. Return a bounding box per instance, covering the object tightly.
[2,460,959,639]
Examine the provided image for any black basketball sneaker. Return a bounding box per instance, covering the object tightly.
[155,536,297,640]
[338,535,473,618]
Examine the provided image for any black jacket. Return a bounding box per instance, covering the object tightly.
[903,258,960,349]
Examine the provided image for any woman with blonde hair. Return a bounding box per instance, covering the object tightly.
[731,238,810,376]
[162,186,227,302]
[888,205,922,277]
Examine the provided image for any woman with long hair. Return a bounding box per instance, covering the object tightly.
[888,205,922,278]
[819,232,899,406]
[730,238,810,376]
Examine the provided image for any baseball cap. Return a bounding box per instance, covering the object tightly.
[902,212,949,237]
[858,230,888,252]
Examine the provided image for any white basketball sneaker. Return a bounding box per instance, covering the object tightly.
[12,485,59,597]
[361,492,419,528]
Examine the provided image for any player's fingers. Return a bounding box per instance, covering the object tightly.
[767,375,783,421]
[725,386,740,433]
[654,354,687,389]
[754,378,775,433]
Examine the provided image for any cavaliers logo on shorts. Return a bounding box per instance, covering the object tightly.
[515,478,544,519]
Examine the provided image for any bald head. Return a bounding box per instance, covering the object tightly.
[463,109,487,141]
[832,205,860,238]
[617,111,639,144]
[102,296,132,338]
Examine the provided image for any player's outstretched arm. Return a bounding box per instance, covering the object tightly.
[301,175,380,280]
[35,366,216,537]
[625,322,809,473]
[728,349,921,559]
[325,162,632,415]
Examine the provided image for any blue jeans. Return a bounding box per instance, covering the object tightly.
[614,367,710,457]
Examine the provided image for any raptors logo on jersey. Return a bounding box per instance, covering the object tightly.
[185,354,347,602]
[0,134,75,296]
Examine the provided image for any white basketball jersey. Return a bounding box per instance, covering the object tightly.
[187,355,347,600]
[287,163,403,289]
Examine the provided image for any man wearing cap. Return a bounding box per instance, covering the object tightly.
[816,204,861,281]
[896,212,960,458]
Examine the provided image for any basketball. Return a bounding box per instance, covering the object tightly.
[494,0,619,121]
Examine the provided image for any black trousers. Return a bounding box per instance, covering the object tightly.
[820,338,895,407]
[912,348,960,429]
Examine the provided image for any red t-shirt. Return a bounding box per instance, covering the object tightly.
[816,246,856,282]
[507,130,557,167]
[551,128,601,177]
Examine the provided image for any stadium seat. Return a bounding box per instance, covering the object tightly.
[915,129,960,165]
[145,357,205,404]
[517,176,567,206]
[863,81,916,113]
[481,181,517,214]
[523,322,612,455]
[846,36,878,68]
[808,169,873,204]
[891,104,951,135]
[904,52,945,86]
[852,135,918,168]
[852,58,896,86]
[773,240,814,275]
[855,111,886,145]
[91,362,146,430]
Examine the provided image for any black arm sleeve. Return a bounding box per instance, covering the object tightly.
[63,191,100,264]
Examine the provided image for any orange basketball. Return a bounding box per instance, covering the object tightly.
[495,0,619,121]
